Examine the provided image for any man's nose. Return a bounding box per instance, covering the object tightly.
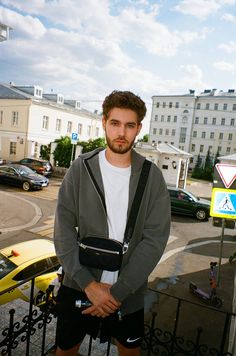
[118,125,126,136]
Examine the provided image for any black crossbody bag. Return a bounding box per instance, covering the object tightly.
[78,160,151,271]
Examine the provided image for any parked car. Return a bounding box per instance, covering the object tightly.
[0,164,49,191]
[167,186,210,221]
[15,158,53,176]
[0,239,59,306]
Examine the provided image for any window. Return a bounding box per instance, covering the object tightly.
[154,115,158,121]
[78,123,82,135]
[204,117,208,124]
[156,102,160,108]
[162,102,166,108]
[162,165,168,170]
[191,144,195,152]
[202,132,206,138]
[95,127,99,137]
[159,128,163,135]
[210,132,214,139]
[200,145,204,153]
[153,128,157,135]
[67,121,72,133]
[169,102,173,108]
[226,147,231,153]
[193,131,197,137]
[171,129,176,136]
[182,116,188,124]
[167,115,171,122]
[179,127,187,143]
[230,118,235,126]
[195,117,199,124]
[221,118,225,125]
[218,146,222,152]
[0,111,3,125]
[10,142,16,155]
[219,132,223,139]
[183,109,189,113]
[233,104,236,111]
[208,145,212,152]
[212,117,216,125]
[56,118,61,132]
[173,116,177,122]
[42,115,49,130]
[223,103,227,110]
[12,111,19,126]
[87,125,92,136]
[228,133,233,140]
[175,102,179,108]
[161,115,164,122]
[196,103,201,109]
[165,129,169,135]
[206,103,210,109]
[214,103,218,110]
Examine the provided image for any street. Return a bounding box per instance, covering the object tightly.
[0,178,236,355]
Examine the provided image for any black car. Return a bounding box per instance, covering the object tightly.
[167,186,211,221]
[15,158,53,176]
[0,164,49,191]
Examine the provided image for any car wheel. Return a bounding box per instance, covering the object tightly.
[22,181,31,191]
[195,209,207,221]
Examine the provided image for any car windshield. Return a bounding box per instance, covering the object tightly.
[17,166,35,176]
[184,191,198,201]
[0,253,16,280]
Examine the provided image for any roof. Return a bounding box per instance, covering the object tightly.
[0,83,31,99]
[156,143,192,157]
[1,239,55,266]
[218,154,236,162]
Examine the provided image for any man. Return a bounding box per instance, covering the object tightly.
[54,90,171,356]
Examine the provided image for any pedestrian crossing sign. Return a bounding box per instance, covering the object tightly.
[210,188,236,219]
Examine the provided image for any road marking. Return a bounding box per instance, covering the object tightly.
[0,191,42,233]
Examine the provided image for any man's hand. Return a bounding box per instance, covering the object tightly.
[82,281,120,318]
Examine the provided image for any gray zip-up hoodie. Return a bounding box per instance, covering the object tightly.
[54,148,171,315]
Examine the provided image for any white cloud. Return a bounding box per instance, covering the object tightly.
[213,61,236,73]
[221,12,236,22]
[218,41,236,53]
[173,0,221,19]
[0,6,46,38]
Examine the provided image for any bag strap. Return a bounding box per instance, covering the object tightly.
[124,159,151,246]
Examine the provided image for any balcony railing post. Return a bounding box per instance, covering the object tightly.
[26,277,35,356]
[7,308,15,355]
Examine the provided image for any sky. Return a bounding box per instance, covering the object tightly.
[1,0,236,135]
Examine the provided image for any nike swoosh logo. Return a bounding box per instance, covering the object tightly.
[126,337,141,343]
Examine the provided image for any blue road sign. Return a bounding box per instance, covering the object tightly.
[71,132,78,141]
[210,188,236,219]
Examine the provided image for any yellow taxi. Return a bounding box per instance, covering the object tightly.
[0,239,59,305]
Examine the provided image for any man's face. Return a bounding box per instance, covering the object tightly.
[102,108,142,154]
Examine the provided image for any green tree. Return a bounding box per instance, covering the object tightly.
[214,148,220,166]
[79,138,106,153]
[53,136,72,168]
[40,144,51,160]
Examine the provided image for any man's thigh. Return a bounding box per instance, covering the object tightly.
[56,285,100,351]
[109,309,144,350]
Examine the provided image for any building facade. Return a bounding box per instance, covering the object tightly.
[150,89,236,170]
[0,83,103,162]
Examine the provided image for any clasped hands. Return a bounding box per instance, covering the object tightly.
[83,281,121,318]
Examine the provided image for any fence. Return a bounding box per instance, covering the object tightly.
[0,277,235,355]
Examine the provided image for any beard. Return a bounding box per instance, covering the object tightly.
[105,134,135,154]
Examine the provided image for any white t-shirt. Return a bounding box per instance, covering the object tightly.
[99,150,131,285]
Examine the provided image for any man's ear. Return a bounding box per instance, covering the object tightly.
[102,116,106,130]
[137,123,142,136]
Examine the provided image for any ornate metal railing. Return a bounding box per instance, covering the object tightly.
[0,274,235,355]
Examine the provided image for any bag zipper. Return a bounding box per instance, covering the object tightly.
[79,243,121,255]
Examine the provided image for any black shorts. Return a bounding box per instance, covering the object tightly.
[56,285,144,351]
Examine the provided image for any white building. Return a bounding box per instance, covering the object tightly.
[0,82,103,162]
[135,142,192,188]
[150,89,236,170]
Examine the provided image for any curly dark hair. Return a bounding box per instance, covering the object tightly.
[102,90,147,123]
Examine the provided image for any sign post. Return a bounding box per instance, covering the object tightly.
[70,133,78,165]
[211,163,236,285]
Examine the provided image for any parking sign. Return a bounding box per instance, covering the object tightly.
[71,132,78,145]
